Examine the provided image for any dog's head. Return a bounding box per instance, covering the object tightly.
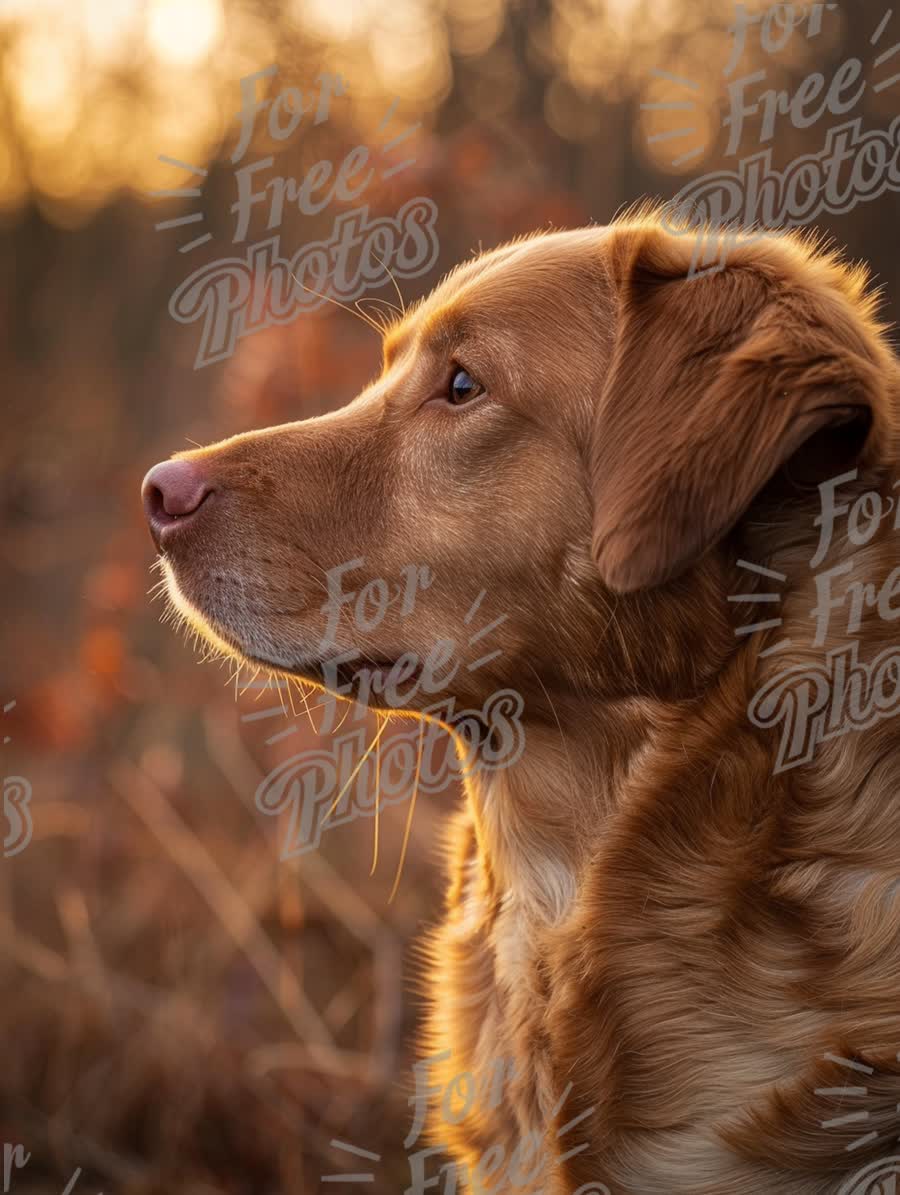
[144,217,896,718]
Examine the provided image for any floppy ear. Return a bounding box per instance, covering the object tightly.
[591,224,887,593]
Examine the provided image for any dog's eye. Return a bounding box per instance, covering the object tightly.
[448,368,484,406]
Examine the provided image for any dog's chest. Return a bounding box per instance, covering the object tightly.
[425,825,570,1184]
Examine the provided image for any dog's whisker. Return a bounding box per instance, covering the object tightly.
[289,677,318,734]
[237,665,262,697]
[322,718,389,828]
[354,298,390,332]
[283,681,298,719]
[370,714,384,877]
[369,247,406,317]
[334,698,356,733]
[273,675,289,717]
[389,720,425,904]
[288,267,383,336]
[355,299,393,333]
[356,295,403,322]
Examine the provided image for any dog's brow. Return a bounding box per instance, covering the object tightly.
[383,325,410,366]
[419,309,463,357]
[384,310,462,368]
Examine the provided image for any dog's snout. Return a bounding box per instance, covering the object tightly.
[142,459,213,550]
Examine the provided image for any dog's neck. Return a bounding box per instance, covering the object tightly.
[462,466,900,929]
[462,698,658,924]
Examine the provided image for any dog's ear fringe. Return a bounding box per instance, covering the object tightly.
[590,221,895,595]
[604,213,886,318]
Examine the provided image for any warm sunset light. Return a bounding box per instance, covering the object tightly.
[7,0,900,1191]
[0,0,737,220]
[147,0,223,65]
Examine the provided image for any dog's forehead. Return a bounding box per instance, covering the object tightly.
[383,227,610,361]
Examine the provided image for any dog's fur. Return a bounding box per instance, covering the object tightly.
[150,214,900,1193]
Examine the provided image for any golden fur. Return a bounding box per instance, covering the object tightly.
[146,212,900,1193]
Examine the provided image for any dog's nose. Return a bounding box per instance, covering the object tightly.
[142,459,212,549]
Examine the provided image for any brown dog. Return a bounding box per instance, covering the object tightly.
[144,213,900,1193]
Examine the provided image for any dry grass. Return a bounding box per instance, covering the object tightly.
[1,676,455,1192]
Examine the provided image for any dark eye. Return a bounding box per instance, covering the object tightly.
[448,367,485,406]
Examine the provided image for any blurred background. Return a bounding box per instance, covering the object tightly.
[1,0,897,1189]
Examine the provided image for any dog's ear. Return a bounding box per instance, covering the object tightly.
[591,224,886,593]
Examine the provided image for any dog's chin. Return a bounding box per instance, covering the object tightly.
[162,563,431,710]
[161,562,304,674]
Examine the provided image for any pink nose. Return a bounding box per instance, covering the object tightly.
[142,459,212,549]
